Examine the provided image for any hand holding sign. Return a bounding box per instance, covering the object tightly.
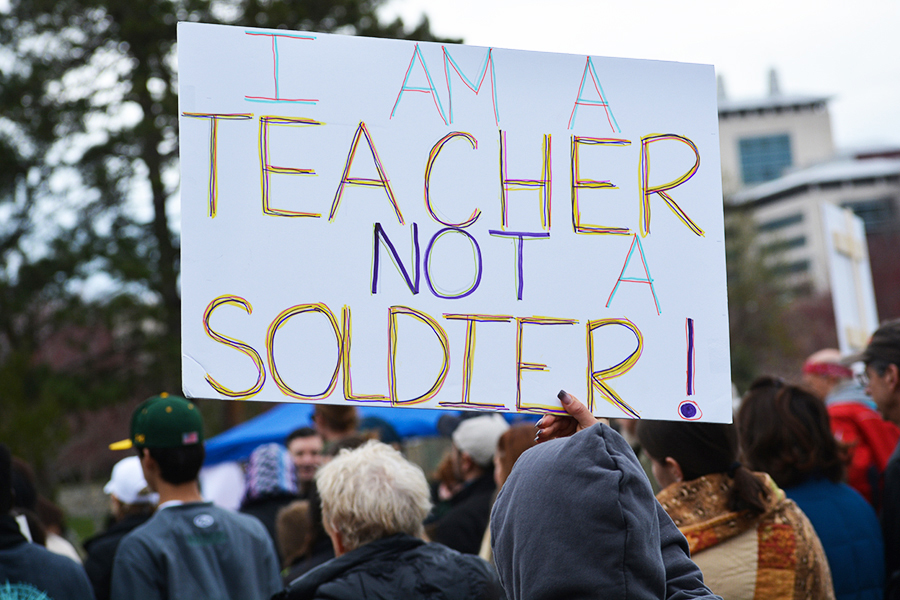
[534,390,604,442]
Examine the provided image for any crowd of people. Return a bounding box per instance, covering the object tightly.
[3,318,900,599]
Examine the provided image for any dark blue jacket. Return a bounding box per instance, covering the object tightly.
[786,477,884,600]
[0,514,95,600]
[885,444,900,600]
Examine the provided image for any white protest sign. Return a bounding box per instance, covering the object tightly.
[178,22,732,422]
[822,203,879,354]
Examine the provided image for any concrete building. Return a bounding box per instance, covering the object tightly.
[718,87,835,197]
[731,158,900,295]
[719,72,900,317]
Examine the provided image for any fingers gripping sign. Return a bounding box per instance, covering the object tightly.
[534,390,604,443]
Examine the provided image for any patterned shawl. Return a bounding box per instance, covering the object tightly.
[656,472,834,600]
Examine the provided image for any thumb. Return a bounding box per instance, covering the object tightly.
[557,390,598,430]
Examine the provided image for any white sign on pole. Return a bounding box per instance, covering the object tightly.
[178,22,732,422]
[822,203,879,354]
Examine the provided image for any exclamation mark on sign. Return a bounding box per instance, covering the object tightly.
[679,317,702,420]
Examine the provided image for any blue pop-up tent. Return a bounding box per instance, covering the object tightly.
[203,403,539,466]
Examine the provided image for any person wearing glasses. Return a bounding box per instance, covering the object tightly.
[801,348,899,510]
[845,318,900,600]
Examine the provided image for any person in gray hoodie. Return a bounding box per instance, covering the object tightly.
[490,391,721,600]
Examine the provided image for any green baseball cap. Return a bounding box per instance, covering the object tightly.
[110,393,204,450]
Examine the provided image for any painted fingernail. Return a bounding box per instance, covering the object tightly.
[558,390,571,404]
[534,430,542,441]
[535,418,544,428]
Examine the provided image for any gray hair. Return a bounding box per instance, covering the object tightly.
[316,439,432,552]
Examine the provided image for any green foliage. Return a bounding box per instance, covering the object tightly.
[66,514,97,542]
[0,0,453,473]
[0,353,71,471]
[724,209,797,392]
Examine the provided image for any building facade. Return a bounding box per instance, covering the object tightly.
[718,94,835,198]
[731,159,900,295]
[719,75,900,318]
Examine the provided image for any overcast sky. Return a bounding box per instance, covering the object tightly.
[379,0,900,152]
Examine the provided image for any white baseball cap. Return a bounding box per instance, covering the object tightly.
[452,414,510,467]
[104,456,158,505]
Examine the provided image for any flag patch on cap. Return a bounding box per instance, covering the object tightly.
[116,394,205,449]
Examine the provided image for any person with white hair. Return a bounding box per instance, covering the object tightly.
[274,440,502,600]
[425,413,509,555]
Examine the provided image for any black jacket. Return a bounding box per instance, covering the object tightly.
[426,470,495,555]
[83,512,153,600]
[273,534,502,600]
[240,492,299,565]
[282,536,334,586]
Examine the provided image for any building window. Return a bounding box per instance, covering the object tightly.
[762,235,806,254]
[771,259,810,275]
[739,134,792,184]
[841,197,896,233]
[757,212,803,232]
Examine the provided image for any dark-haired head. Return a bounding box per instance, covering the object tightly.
[637,420,737,481]
[11,457,38,511]
[285,426,320,447]
[737,376,845,489]
[313,406,358,436]
[636,419,768,514]
[138,445,206,485]
[326,434,369,458]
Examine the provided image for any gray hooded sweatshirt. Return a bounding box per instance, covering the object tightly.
[490,422,722,600]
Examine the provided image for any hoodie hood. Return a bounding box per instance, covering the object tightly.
[490,422,717,600]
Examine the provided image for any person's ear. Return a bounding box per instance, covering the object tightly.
[326,524,347,557]
[139,449,159,483]
[664,457,684,483]
[110,495,123,518]
[886,364,900,391]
